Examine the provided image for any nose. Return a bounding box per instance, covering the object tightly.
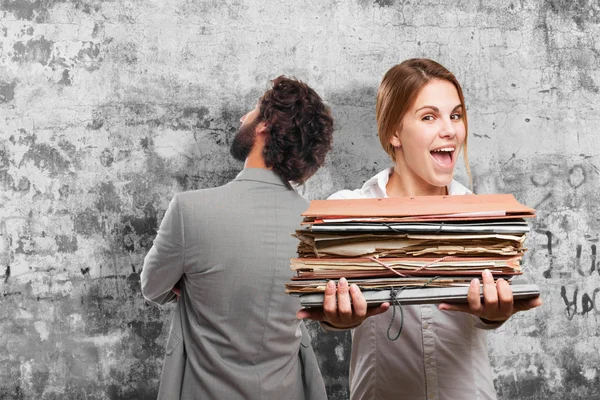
[240,112,249,124]
[440,117,457,139]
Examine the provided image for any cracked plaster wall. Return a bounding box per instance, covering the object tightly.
[1,0,599,399]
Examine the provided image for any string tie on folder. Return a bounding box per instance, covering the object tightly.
[387,286,405,341]
[413,255,453,273]
[368,256,453,276]
[368,256,407,277]
[386,276,441,341]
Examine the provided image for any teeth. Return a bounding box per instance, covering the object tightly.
[432,148,454,152]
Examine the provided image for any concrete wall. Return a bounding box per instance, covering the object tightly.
[1,0,599,398]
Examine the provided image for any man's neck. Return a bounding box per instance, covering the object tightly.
[244,148,268,169]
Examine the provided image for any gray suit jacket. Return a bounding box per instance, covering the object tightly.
[141,168,327,400]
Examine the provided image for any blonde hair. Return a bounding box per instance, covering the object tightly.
[376,58,472,187]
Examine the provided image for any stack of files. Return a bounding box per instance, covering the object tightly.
[286,194,541,307]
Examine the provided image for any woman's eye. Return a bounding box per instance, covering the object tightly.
[451,113,462,120]
[422,115,434,121]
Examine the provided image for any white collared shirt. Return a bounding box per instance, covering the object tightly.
[329,168,498,400]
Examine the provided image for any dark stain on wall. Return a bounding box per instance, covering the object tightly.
[31,370,49,398]
[128,319,163,352]
[81,283,117,335]
[578,71,599,93]
[87,110,105,130]
[14,129,36,146]
[15,235,34,255]
[0,142,13,191]
[91,21,103,38]
[75,41,103,71]
[0,0,46,21]
[100,148,114,167]
[55,235,78,253]
[118,212,158,253]
[0,139,13,181]
[542,0,600,27]
[175,106,211,130]
[525,315,547,337]
[127,271,140,291]
[114,41,138,65]
[0,80,16,103]
[0,384,25,400]
[22,25,34,36]
[20,142,71,177]
[58,184,70,199]
[106,379,157,400]
[537,0,600,94]
[495,370,549,399]
[95,182,121,213]
[58,69,72,86]
[121,102,160,127]
[1,0,104,22]
[0,142,9,169]
[15,176,30,192]
[57,138,77,154]
[73,210,103,236]
[12,36,54,65]
[374,0,395,7]
[0,171,14,191]
[559,347,594,392]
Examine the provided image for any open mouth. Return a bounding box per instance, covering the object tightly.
[430,147,454,166]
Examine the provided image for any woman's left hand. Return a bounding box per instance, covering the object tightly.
[438,269,542,322]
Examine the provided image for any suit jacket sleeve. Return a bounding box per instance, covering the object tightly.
[141,194,185,306]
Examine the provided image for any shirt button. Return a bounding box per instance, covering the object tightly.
[423,322,429,329]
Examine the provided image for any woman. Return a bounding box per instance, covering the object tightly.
[310,59,542,399]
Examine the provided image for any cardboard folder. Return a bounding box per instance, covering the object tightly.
[302,194,535,222]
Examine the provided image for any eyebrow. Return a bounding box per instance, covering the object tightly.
[415,104,463,113]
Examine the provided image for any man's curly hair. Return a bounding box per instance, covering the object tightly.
[258,76,334,185]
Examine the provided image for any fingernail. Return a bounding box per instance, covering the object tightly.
[340,277,347,286]
[350,284,358,293]
[472,278,480,286]
[483,269,491,278]
[327,280,335,289]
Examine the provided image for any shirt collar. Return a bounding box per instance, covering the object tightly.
[360,167,393,198]
[361,167,472,196]
[234,168,288,187]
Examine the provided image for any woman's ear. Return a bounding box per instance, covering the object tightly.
[390,131,401,148]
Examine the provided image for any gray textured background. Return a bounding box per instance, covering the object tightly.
[1,0,599,399]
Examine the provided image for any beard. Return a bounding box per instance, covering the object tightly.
[230,118,259,162]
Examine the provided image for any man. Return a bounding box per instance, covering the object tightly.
[141,76,338,399]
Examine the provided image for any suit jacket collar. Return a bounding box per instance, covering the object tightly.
[234,168,288,187]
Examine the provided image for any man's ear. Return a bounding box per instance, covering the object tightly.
[255,122,268,136]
